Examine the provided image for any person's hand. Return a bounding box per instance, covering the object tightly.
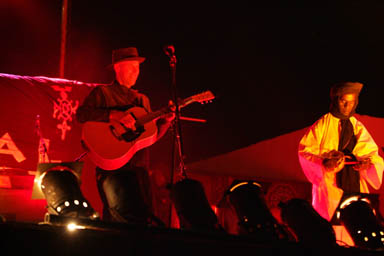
[110,110,136,130]
[163,100,176,122]
[353,158,372,172]
[322,150,345,173]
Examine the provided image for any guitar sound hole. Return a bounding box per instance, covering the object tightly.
[121,126,145,142]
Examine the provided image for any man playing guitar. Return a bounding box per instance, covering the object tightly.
[76,47,175,225]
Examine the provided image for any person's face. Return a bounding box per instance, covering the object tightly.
[114,60,140,88]
[338,93,357,117]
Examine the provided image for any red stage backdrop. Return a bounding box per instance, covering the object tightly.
[1,73,383,233]
[0,73,100,221]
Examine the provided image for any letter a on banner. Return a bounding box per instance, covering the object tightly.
[0,132,26,162]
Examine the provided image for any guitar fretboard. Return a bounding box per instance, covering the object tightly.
[136,107,170,126]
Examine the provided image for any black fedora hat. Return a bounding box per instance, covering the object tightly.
[111,47,146,66]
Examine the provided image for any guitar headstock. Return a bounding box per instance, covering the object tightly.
[181,90,215,107]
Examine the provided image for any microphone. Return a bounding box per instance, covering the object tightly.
[163,45,175,57]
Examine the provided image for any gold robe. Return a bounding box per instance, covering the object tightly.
[298,113,384,245]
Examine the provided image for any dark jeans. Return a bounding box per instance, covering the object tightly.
[96,165,154,224]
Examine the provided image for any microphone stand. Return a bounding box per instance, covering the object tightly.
[164,45,188,228]
[35,115,50,163]
[164,46,188,180]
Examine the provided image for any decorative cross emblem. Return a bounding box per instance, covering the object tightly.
[52,85,79,140]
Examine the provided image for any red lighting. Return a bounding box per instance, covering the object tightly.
[0,175,11,189]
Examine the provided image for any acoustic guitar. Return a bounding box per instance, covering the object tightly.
[81,91,215,170]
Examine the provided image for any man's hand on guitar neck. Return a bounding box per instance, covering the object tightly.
[109,110,136,131]
[163,100,176,122]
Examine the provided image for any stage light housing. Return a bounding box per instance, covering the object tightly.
[336,194,384,250]
[279,198,337,246]
[170,178,222,232]
[225,180,283,240]
[32,162,98,220]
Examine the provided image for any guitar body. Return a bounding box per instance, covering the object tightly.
[81,90,215,170]
[81,107,158,170]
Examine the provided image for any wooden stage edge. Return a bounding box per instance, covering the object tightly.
[1,217,383,256]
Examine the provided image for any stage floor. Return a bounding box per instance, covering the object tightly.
[1,218,382,256]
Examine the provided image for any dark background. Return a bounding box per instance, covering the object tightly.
[2,2,384,166]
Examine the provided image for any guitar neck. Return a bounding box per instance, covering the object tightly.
[134,91,214,126]
[136,107,170,126]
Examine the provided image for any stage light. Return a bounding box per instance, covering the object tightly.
[224,180,286,241]
[32,162,98,220]
[66,222,86,232]
[40,169,97,218]
[170,178,223,232]
[335,194,384,251]
[279,198,337,247]
[44,213,98,233]
[43,213,155,232]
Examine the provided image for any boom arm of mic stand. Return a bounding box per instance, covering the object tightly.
[179,116,207,123]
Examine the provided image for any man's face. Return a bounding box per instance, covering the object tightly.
[338,93,357,117]
[114,60,140,88]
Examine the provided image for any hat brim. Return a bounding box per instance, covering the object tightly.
[106,57,146,69]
